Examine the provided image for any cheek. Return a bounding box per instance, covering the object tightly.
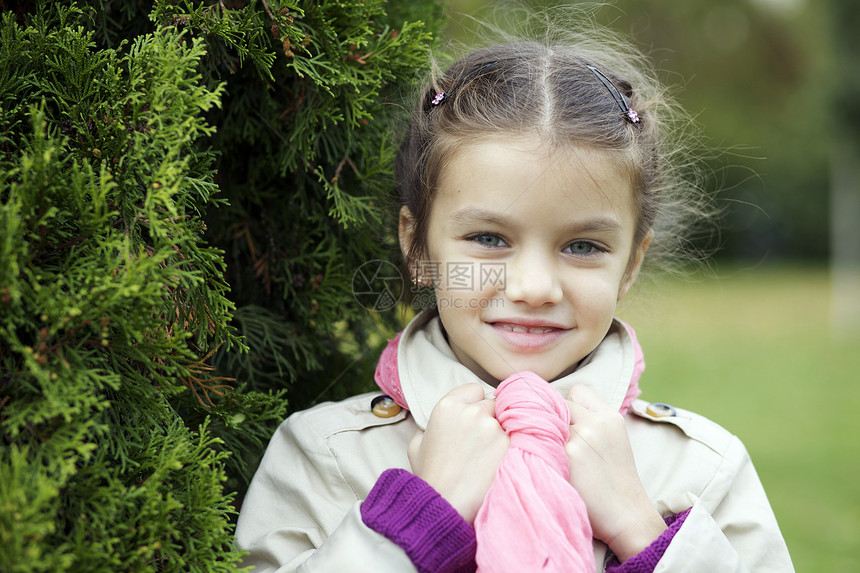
[569,273,621,315]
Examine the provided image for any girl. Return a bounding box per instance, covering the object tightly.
[235,22,794,573]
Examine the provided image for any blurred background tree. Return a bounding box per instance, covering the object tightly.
[830,0,860,332]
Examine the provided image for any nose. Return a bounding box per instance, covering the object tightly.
[503,251,563,307]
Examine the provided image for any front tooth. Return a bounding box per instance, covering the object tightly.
[511,325,528,333]
[529,328,550,334]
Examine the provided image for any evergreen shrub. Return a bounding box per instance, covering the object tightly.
[0,0,442,570]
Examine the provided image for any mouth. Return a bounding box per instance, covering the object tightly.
[494,322,560,334]
[488,320,570,350]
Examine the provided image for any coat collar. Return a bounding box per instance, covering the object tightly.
[396,310,639,430]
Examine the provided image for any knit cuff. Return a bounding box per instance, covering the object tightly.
[605,508,692,573]
[360,468,477,573]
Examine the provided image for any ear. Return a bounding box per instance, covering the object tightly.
[398,206,417,271]
[618,230,653,300]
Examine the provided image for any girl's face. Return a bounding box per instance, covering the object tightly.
[400,136,649,385]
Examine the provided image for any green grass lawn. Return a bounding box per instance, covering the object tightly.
[618,264,860,572]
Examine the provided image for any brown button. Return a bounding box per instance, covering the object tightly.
[371,395,402,418]
[646,402,677,418]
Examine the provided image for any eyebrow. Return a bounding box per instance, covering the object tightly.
[449,206,625,235]
[450,207,510,227]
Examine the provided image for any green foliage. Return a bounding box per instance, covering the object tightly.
[143,0,442,406]
[1,0,443,569]
[65,0,444,405]
[0,4,279,570]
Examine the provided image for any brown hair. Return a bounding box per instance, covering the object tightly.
[395,19,714,282]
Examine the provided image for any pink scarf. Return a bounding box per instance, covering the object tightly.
[374,322,644,572]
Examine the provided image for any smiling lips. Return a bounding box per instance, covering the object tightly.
[490,321,569,349]
[496,323,556,334]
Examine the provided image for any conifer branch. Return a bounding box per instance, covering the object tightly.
[260,0,275,22]
[181,346,236,408]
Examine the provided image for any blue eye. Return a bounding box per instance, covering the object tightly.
[468,233,507,248]
[564,240,600,256]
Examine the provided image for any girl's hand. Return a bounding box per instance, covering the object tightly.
[565,384,667,562]
[408,384,509,524]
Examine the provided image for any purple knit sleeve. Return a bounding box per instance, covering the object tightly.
[605,508,692,573]
[360,468,477,573]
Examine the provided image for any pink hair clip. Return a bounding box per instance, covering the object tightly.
[428,61,498,110]
[588,65,642,126]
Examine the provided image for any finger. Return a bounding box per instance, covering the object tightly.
[567,384,611,413]
[477,397,497,417]
[407,429,424,466]
[565,398,594,426]
[444,383,487,404]
[409,428,424,449]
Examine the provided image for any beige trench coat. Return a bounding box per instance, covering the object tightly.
[235,311,794,572]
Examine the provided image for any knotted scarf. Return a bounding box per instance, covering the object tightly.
[374,322,644,572]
